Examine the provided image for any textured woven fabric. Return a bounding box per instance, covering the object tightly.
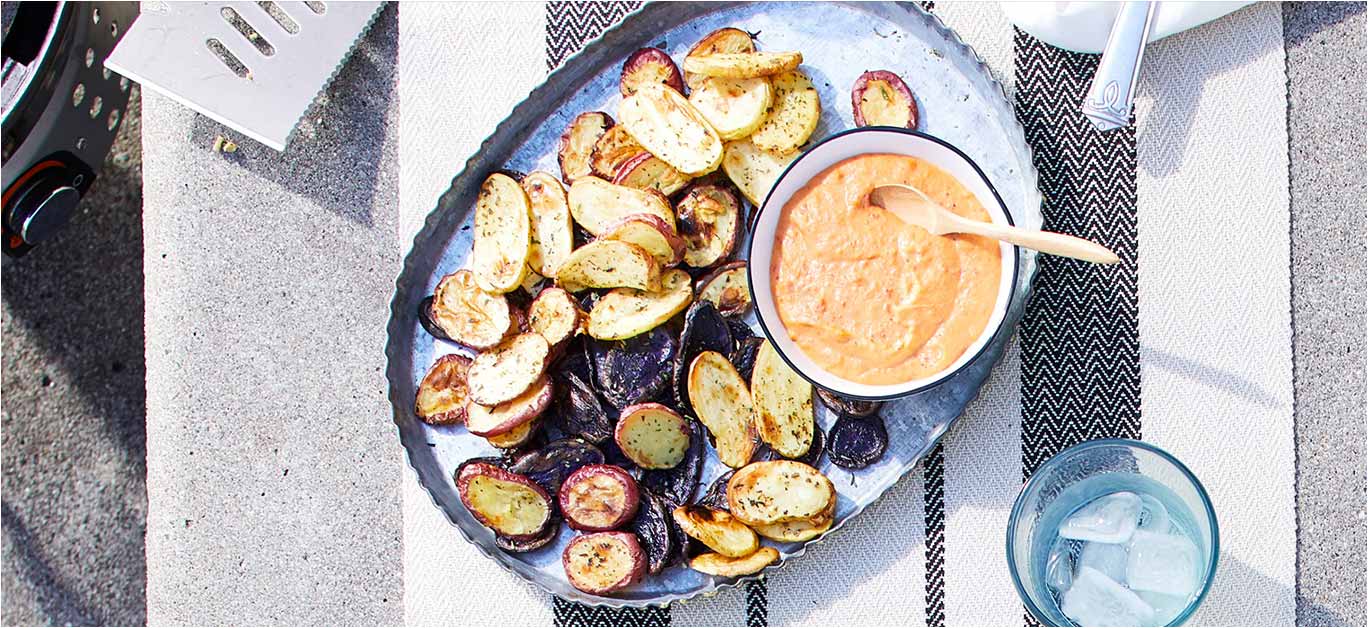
[400,3,1296,625]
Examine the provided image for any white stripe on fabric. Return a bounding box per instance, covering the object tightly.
[765,473,929,627]
[399,3,552,625]
[1133,4,1295,626]
[929,4,1027,626]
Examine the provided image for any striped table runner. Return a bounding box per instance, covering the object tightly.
[400,2,1298,625]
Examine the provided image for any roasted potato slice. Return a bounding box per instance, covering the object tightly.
[558,111,614,184]
[615,403,691,470]
[557,240,662,293]
[456,461,553,538]
[685,27,757,90]
[586,269,694,340]
[688,76,773,141]
[722,139,799,205]
[590,125,646,180]
[750,340,815,459]
[672,505,759,558]
[620,47,685,97]
[563,532,647,594]
[852,69,918,128]
[682,51,802,79]
[727,460,833,526]
[619,83,724,176]
[467,333,551,406]
[751,500,834,542]
[695,261,752,317]
[470,173,532,294]
[522,172,575,277]
[567,176,675,236]
[527,286,582,351]
[611,152,692,197]
[597,214,686,268]
[676,183,742,268]
[466,375,553,437]
[430,269,514,350]
[559,464,640,531]
[486,416,542,449]
[687,350,758,468]
[689,547,779,577]
[415,354,473,425]
[751,70,821,154]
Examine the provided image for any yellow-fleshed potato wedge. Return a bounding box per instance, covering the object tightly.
[415,354,473,425]
[527,286,582,351]
[430,269,514,350]
[521,172,574,277]
[558,111,614,184]
[685,27,757,90]
[615,403,691,469]
[689,76,773,141]
[727,460,834,526]
[750,70,821,154]
[568,177,675,236]
[466,375,554,437]
[751,499,835,542]
[750,340,815,459]
[597,214,686,268]
[556,240,662,293]
[467,333,551,406]
[722,139,799,205]
[470,173,532,294]
[695,261,752,317]
[619,83,724,176]
[687,351,758,468]
[590,125,646,180]
[689,547,779,577]
[682,51,802,79]
[673,505,760,558]
[611,152,692,197]
[586,269,693,340]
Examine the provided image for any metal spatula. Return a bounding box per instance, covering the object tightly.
[105,1,383,151]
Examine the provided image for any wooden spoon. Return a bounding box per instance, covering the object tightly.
[869,184,1120,264]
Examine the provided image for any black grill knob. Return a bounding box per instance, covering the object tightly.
[5,169,81,244]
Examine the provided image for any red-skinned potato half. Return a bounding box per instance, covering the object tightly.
[466,375,554,437]
[695,261,752,317]
[558,111,614,184]
[615,403,692,469]
[415,354,473,425]
[527,286,583,352]
[851,70,918,128]
[558,464,641,531]
[595,213,687,268]
[620,47,685,97]
[611,151,692,197]
[456,461,554,539]
[562,531,647,594]
[676,183,742,269]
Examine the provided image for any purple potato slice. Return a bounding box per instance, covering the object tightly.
[827,414,889,470]
[507,438,605,498]
[629,491,676,574]
[549,369,615,444]
[671,302,734,414]
[728,335,765,382]
[639,418,704,505]
[816,388,884,418]
[590,327,677,408]
[726,317,755,344]
[696,469,735,512]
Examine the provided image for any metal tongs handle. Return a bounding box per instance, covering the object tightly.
[1083,1,1157,131]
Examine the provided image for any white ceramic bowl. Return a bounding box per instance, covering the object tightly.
[747,128,1019,400]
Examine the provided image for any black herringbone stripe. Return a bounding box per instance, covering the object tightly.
[1012,28,1143,625]
[922,443,947,627]
[547,2,661,625]
[744,577,767,627]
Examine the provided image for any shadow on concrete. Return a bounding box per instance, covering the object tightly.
[1,93,147,626]
[188,4,399,228]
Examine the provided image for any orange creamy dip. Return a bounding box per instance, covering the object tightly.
[769,153,1002,385]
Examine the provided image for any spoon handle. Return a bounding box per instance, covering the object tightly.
[946,214,1121,264]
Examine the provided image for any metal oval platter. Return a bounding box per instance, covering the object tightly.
[386,1,1042,608]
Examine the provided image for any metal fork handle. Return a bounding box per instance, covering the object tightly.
[1083,1,1157,131]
